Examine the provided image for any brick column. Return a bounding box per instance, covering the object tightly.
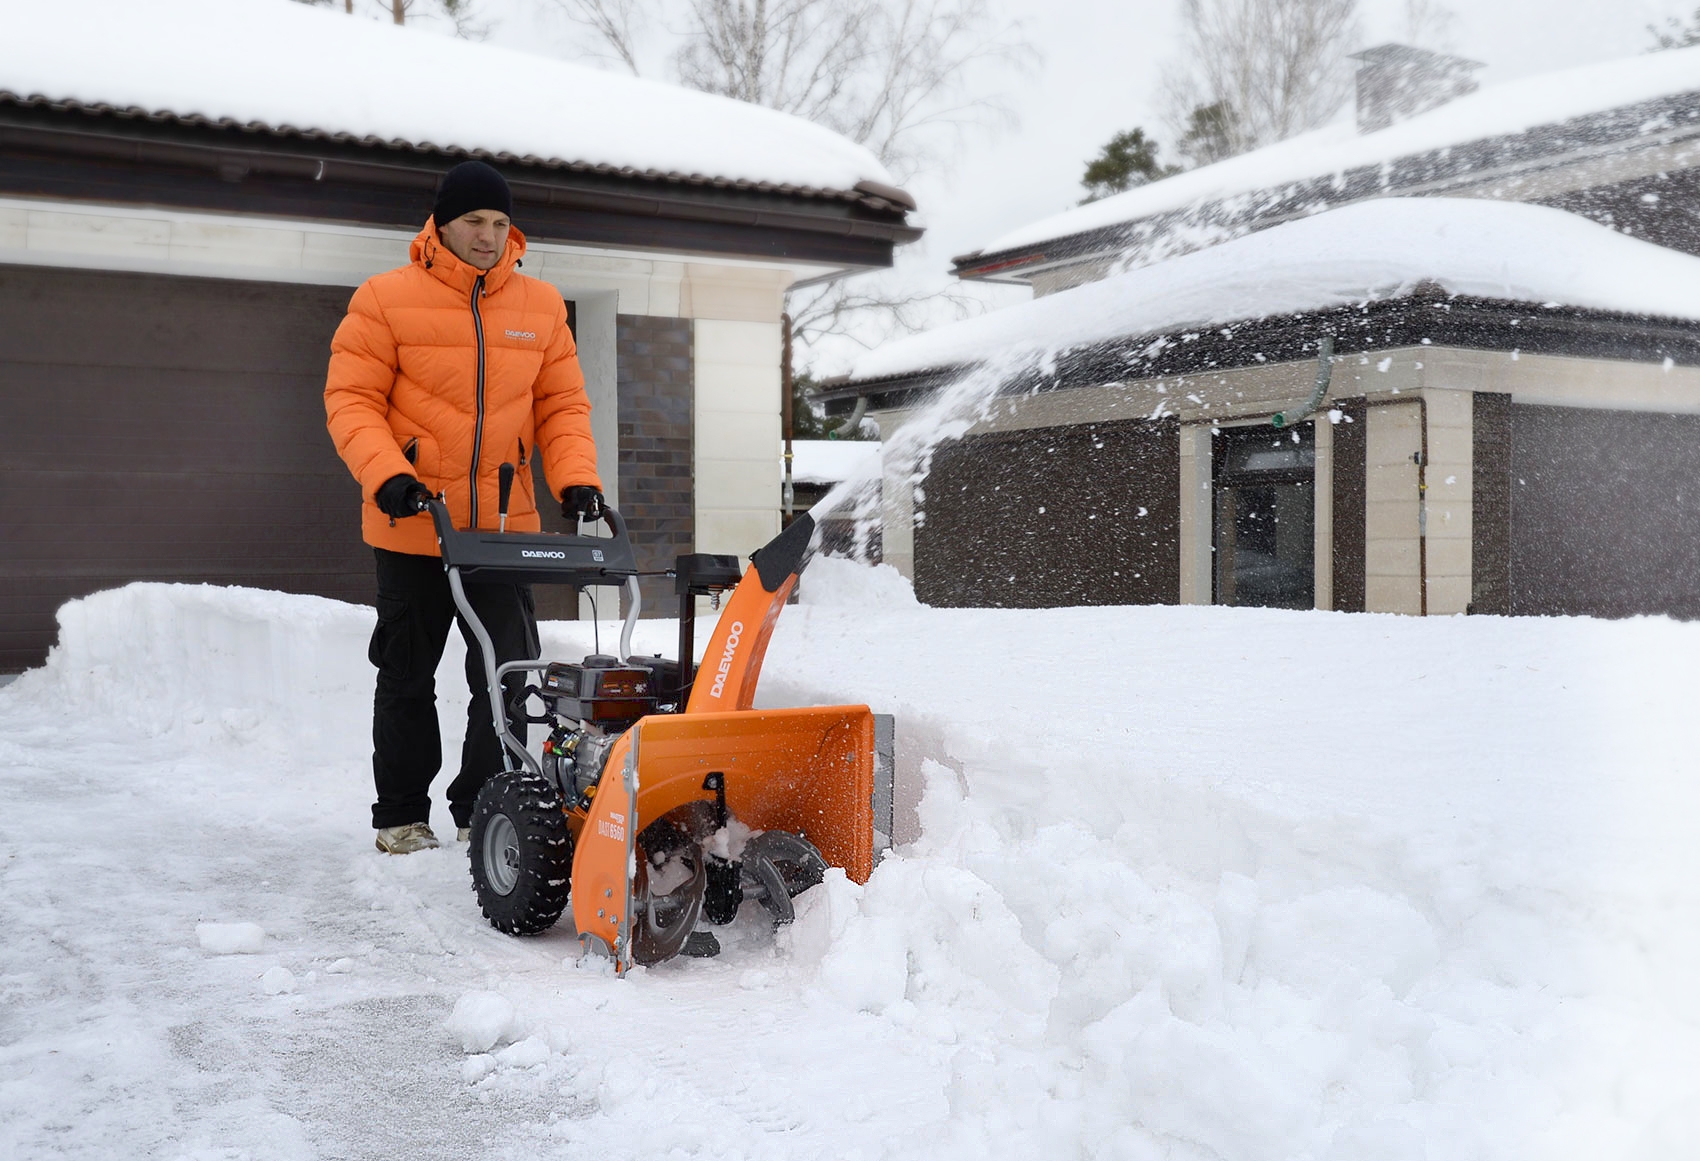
[616,315,695,617]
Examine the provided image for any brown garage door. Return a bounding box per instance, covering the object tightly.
[915,418,1179,608]
[1,265,369,672]
[1506,403,1700,619]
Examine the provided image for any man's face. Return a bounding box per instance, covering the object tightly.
[438,209,511,271]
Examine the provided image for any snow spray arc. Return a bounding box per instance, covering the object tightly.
[807,352,1050,551]
[708,620,745,699]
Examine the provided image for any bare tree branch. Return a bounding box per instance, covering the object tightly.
[670,0,1030,180]
[544,0,1031,357]
[551,0,646,72]
[1161,0,1359,164]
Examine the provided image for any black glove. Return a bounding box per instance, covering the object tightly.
[375,474,432,519]
[560,485,605,524]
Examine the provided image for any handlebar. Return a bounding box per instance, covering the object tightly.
[421,494,639,587]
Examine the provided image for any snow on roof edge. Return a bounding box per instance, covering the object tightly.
[848,199,1700,384]
[4,0,899,201]
[970,44,1700,260]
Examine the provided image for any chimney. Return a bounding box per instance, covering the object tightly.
[1351,44,1484,134]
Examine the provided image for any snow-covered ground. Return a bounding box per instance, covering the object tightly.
[3,570,1699,1160]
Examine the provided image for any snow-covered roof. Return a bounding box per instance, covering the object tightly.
[1,0,900,205]
[851,198,1700,383]
[968,44,1700,260]
[786,440,882,485]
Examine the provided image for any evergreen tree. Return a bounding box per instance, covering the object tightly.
[790,372,875,441]
[1079,128,1180,203]
[1649,9,1700,50]
[1175,100,1239,168]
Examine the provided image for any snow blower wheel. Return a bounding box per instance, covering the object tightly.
[469,770,573,935]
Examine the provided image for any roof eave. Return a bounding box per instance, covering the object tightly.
[818,292,1700,412]
[0,93,922,266]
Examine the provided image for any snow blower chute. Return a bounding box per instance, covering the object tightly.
[423,491,892,975]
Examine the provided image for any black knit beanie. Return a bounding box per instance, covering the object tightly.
[432,161,513,228]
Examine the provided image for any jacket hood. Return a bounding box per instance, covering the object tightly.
[411,218,528,293]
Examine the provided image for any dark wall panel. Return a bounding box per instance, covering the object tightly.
[1331,400,1367,613]
[1508,403,1700,619]
[1471,392,1513,615]
[1,265,366,671]
[915,419,1179,608]
[616,314,694,617]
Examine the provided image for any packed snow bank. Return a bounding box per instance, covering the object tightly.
[851,198,1700,382]
[978,43,1700,255]
[4,578,1700,1159]
[3,0,891,193]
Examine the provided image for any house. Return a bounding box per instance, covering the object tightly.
[0,0,918,672]
[951,43,1700,294]
[814,45,1700,619]
[817,198,1700,619]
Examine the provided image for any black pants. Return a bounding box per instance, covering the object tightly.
[368,548,539,830]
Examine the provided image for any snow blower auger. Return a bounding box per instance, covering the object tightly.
[423,485,892,975]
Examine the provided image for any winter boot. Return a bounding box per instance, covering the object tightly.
[375,822,440,854]
[457,827,471,843]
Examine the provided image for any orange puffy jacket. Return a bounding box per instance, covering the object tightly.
[324,220,602,557]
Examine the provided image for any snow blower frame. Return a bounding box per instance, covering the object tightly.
[422,492,892,975]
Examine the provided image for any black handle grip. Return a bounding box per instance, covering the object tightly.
[497,463,515,519]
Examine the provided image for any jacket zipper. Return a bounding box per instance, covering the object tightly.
[468,274,487,526]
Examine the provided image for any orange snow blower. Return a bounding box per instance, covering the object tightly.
[423,487,891,975]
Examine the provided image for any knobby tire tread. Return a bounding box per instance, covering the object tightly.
[469,770,573,936]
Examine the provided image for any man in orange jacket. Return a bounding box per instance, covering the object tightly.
[325,161,604,855]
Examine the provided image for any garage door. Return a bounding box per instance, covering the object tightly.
[915,418,1179,608]
[1,265,368,672]
[1506,403,1700,619]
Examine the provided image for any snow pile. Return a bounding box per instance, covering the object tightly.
[850,198,1700,382]
[4,578,1700,1158]
[2,0,890,192]
[37,582,377,751]
[446,991,520,1053]
[795,553,919,609]
[979,43,1700,256]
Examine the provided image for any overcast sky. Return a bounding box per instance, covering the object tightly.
[460,0,1687,366]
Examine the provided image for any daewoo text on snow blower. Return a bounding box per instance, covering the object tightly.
[421,479,892,975]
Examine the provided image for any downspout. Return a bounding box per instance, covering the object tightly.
[1272,337,1334,430]
[830,396,868,440]
[782,312,795,527]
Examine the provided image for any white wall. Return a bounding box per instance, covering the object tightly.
[693,320,784,556]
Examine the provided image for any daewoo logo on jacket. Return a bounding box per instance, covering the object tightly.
[323,220,604,558]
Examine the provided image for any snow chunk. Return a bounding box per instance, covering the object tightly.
[446,991,517,1053]
[258,966,296,995]
[196,922,265,955]
[495,1037,551,1069]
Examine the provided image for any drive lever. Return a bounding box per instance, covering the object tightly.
[498,463,515,533]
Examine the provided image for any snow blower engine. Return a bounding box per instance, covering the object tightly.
[422,482,892,975]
